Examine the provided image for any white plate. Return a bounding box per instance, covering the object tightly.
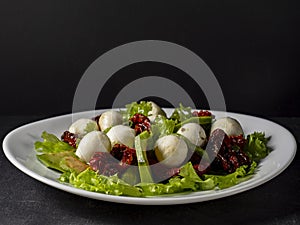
[2,109,297,205]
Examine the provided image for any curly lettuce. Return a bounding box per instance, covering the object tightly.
[35,131,74,153]
[58,161,257,197]
[123,101,153,121]
[169,103,193,124]
[244,132,271,162]
[60,169,143,197]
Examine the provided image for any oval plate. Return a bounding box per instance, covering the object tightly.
[2,109,297,205]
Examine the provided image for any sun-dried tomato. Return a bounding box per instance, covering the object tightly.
[228,134,247,150]
[121,148,137,166]
[89,152,113,173]
[129,113,151,135]
[208,129,251,174]
[110,144,129,161]
[110,144,138,166]
[193,162,210,176]
[151,164,180,182]
[89,152,128,176]
[192,110,212,117]
[61,131,77,148]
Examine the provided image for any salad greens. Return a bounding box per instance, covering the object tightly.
[60,169,143,197]
[134,135,154,183]
[170,103,193,124]
[57,161,256,197]
[34,102,271,197]
[84,122,99,134]
[244,132,271,162]
[124,101,153,121]
[145,115,175,149]
[35,131,74,153]
[203,162,257,189]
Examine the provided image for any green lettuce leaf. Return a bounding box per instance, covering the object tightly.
[169,103,193,124]
[244,132,271,162]
[59,161,257,197]
[34,131,74,153]
[137,162,215,196]
[174,116,212,133]
[123,101,153,121]
[60,169,143,197]
[152,115,175,137]
[135,135,154,183]
[84,122,99,133]
[37,151,76,172]
[140,115,175,150]
[203,161,257,189]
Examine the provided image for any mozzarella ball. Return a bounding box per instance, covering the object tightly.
[98,110,123,131]
[210,117,244,136]
[106,125,135,148]
[177,123,207,147]
[69,118,99,137]
[154,135,188,168]
[148,101,166,123]
[76,131,111,162]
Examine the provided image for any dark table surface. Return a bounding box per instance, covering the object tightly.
[1,115,299,225]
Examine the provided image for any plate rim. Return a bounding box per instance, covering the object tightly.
[2,109,297,205]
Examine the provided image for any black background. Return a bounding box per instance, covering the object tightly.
[1,0,299,117]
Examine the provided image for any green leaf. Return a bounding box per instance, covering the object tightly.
[135,135,154,183]
[37,150,89,174]
[84,122,98,133]
[170,103,193,124]
[137,162,215,196]
[174,116,212,133]
[152,115,175,137]
[244,132,271,162]
[34,131,74,153]
[37,151,76,173]
[123,101,153,121]
[60,169,143,197]
[59,161,257,197]
[139,115,175,150]
[203,161,257,189]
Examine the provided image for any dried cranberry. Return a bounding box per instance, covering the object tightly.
[61,131,77,148]
[129,113,151,135]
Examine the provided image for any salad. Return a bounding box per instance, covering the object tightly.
[34,101,271,197]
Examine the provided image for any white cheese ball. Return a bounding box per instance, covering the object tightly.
[76,131,111,162]
[148,101,166,123]
[210,117,244,136]
[106,125,136,148]
[154,135,188,168]
[98,110,123,131]
[177,123,207,147]
[69,118,99,137]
